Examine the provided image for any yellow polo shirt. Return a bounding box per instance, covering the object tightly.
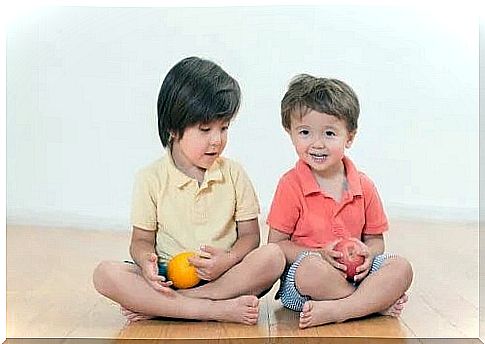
[131,153,260,264]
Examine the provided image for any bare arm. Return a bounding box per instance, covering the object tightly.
[362,233,385,258]
[129,226,173,291]
[268,228,313,264]
[351,233,385,282]
[268,228,345,270]
[129,226,157,265]
[189,218,260,281]
[227,218,260,265]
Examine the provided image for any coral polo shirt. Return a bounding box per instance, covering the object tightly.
[266,156,388,248]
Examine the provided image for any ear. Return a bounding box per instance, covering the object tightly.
[345,131,356,149]
[169,130,179,141]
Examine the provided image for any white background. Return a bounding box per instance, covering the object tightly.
[6,4,479,231]
[2,2,484,343]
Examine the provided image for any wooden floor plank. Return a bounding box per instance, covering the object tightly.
[5,220,480,340]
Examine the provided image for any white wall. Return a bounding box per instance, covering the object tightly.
[6,5,479,230]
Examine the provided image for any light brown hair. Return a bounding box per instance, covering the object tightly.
[281,74,360,132]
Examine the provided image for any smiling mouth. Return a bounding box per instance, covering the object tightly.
[309,153,328,159]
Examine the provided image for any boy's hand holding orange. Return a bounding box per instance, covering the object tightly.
[188,245,235,281]
[140,252,174,295]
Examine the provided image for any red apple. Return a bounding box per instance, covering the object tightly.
[334,239,365,281]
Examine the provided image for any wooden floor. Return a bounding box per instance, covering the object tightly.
[5,219,481,343]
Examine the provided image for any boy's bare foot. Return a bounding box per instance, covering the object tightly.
[299,300,343,329]
[299,293,410,328]
[214,295,259,325]
[121,295,259,325]
[379,293,409,317]
[120,306,155,323]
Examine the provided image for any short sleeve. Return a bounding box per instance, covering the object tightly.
[231,163,260,222]
[361,175,389,235]
[266,176,301,235]
[130,169,158,231]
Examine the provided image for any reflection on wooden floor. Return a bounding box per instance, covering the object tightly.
[6,219,480,342]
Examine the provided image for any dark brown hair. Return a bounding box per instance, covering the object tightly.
[157,57,241,147]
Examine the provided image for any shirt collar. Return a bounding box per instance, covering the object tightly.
[295,156,363,197]
[342,156,363,196]
[295,159,320,196]
[165,151,224,189]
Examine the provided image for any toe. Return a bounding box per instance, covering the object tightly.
[301,301,312,314]
[299,318,310,329]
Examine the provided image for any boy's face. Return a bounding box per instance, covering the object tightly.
[172,119,230,171]
[288,110,355,177]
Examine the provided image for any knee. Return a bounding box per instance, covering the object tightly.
[92,260,119,296]
[294,255,330,296]
[388,256,414,288]
[257,243,286,277]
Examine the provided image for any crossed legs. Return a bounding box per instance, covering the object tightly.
[294,254,413,328]
[92,243,286,325]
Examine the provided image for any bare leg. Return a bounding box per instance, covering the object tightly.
[294,254,355,300]
[380,293,409,317]
[179,243,286,300]
[295,254,409,317]
[299,256,413,328]
[93,261,259,325]
[294,255,409,318]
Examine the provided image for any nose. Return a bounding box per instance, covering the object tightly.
[210,132,222,146]
[311,135,325,148]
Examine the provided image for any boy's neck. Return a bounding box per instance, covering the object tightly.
[311,161,347,202]
[169,145,206,183]
[311,160,345,181]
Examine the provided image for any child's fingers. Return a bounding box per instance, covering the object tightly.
[197,250,212,259]
[329,259,346,271]
[355,261,371,273]
[161,280,173,288]
[199,245,218,256]
[148,280,165,291]
[189,256,210,268]
[354,269,370,282]
[149,281,175,295]
[146,273,165,282]
[330,252,343,260]
[196,268,211,281]
[144,273,172,291]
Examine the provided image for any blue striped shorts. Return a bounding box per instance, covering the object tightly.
[277,251,397,312]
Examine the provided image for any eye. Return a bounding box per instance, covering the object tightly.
[299,129,310,136]
[325,130,336,137]
[221,124,230,131]
[199,127,211,132]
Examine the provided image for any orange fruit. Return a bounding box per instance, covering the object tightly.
[167,252,200,289]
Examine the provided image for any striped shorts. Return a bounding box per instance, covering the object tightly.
[277,251,397,312]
